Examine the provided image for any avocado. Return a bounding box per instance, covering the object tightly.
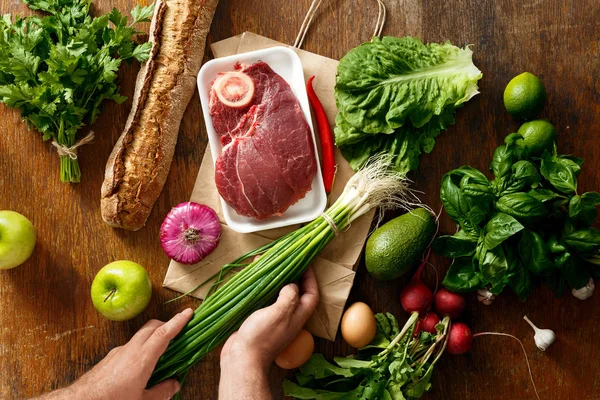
[365,208,436,281]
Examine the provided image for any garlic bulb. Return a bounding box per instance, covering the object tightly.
[477,288,495,305]
[572,278,595,300]
[523,315,555,351]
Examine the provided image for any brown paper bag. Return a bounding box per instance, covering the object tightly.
[163,32,373,341]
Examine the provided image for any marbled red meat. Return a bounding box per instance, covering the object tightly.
[209,61,317,220]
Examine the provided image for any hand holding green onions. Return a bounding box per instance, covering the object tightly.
[219,267,319,399]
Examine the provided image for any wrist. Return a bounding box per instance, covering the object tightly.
[221,351,271,375]
[220,354,272,400]
[221,339,276,373]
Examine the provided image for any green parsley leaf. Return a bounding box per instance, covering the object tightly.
[132,41,152,62]
[0,0,153,182]
[131,4,155,24]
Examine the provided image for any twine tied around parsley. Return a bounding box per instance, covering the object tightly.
[51,132,95,160]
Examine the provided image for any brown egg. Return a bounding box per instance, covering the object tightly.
[341,302,377,348]
[275,329,315,369]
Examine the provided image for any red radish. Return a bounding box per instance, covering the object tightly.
[400,249,433,315]
[435,288,465,319]
[447,322,473,354]
[400,282,433,314]
[412,320,421,337]
[446,323,541,400]
[420,312,441,334]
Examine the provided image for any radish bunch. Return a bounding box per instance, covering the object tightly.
[399,248,541,399]
[399,250,470,354]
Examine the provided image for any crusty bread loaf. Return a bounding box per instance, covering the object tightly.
[101,0,219,231]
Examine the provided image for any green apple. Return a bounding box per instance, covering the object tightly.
[0,210,36,270]
[91,260,152,321]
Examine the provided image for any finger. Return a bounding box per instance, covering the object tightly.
[293,267,320,326]
[146,379,181,400]
[271,283,300,317]
[300,266,319,296]
[141,308,194,372]
[127,319,165,348]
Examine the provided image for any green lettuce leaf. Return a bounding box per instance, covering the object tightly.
[334,36,482,173]
[338,108,455,173]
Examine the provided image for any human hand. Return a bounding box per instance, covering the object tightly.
[38,308,194,400]
[219,267,319,399]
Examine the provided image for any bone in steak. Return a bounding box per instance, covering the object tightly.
[209,61,317,220]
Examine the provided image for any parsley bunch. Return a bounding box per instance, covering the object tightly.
[0,0,154,182]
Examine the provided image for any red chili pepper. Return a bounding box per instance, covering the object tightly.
[306,75,336,194]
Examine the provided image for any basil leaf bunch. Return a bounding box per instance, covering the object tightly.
[283,312,450,400]
[434,132,600,299]
[0,0,153,182]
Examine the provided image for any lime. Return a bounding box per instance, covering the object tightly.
[517,119,557,156]
[503,72,547,121]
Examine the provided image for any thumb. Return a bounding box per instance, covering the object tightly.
[146,379,181,400]
[272,283,299,315]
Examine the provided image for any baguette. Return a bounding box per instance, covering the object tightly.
[101,0,219,230]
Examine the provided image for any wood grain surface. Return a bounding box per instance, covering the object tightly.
[1,0,599,399]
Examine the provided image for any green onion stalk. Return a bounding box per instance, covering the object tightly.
[149,156,415,386]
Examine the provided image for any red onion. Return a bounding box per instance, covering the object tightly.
[160,202,221,265]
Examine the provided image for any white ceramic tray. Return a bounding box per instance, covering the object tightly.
[197,46,327,233]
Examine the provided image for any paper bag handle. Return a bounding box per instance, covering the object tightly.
[293,0,387,49]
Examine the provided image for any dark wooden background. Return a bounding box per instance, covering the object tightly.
[1,0,599,398]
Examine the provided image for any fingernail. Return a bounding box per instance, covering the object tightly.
[173,380,181,393]
[182,308,193,316]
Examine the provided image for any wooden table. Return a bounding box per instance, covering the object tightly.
[1,0,599,398]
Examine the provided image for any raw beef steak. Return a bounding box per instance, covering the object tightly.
[209,61,317,220]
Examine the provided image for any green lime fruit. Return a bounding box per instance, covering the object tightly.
[0,210,36,270]
[517,119,557,156]
[365,208,436,281]
[91,260,152,321]
[504,72,547,121]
